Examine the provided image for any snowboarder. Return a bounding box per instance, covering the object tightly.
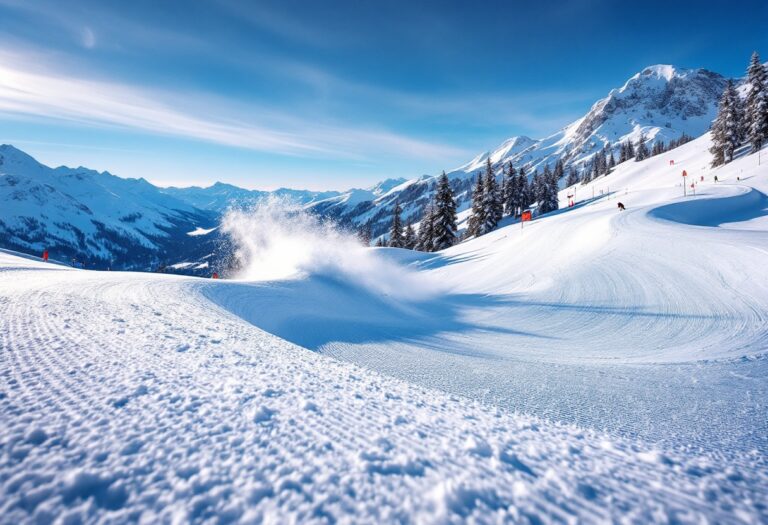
[617,202,626,211]
[212,272,219,279]
[714,175,719,183]
[42,249,49,262]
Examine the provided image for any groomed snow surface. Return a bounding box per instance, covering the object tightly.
[2,134,768,523]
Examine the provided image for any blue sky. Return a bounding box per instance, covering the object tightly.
[0,0,766,190]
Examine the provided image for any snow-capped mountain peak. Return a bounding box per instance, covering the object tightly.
[298,63,730,239]
[458,136,538,173]
[369,177,408,197]
[0,144,49,177]
[461,64,727,179]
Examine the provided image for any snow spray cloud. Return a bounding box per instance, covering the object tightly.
[220,197,442,300]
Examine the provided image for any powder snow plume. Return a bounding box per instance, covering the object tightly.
[220,197,441,300]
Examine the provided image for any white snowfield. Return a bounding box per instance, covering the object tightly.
[2,134,768,523]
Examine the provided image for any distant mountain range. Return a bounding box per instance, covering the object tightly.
[161,182,344,212]
[0,64,733,271]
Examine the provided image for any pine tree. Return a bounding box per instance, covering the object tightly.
[601,145,611,174]
[553,159,565,181]
[357,222,372,246]
[403,221,416,250]
[537,171,550,212]
[530,170,542,204]
[651,141,664,156]
[538,167,559,214]
[746,51,768,153]
[565,167,579,186]
[635,133,649,161]
[516,166,529,213]
[417,201,436,252]
[619,142,628,163]
[432,171,458,250]
[482,159,503,233]
[375,237,385,247]
[388,201,404,247]
[466,173,485,238]
[596,150,607,175]
[502,162,517,216]
[711,80,744,166]
[550,168,560,211]
[626,140,635,159]
[608,150,616,169]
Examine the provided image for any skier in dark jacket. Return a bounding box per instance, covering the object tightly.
[617,202,626,211]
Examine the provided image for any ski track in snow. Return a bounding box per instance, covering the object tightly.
[2,135,768,523]
[1,260,766,524]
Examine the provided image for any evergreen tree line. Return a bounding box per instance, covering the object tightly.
[370,122,698,249]
[376,171,459,251]
[466,157,559,238]
[465,159,565,237]
[372,155,565,250]
[710,51,768,167]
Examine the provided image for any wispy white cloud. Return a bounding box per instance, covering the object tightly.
[80,26,96,49]
[0,52,469,162]
[0,0,589,142]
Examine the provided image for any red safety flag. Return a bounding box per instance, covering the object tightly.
[521,210,532,222]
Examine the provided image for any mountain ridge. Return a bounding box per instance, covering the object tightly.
[0,62,736,267]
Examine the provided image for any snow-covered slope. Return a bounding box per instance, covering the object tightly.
[0,145,218,270]
[1,250,765,522]
[206,133,768,454]
[304,65,728,238]
[2,131,767,522]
